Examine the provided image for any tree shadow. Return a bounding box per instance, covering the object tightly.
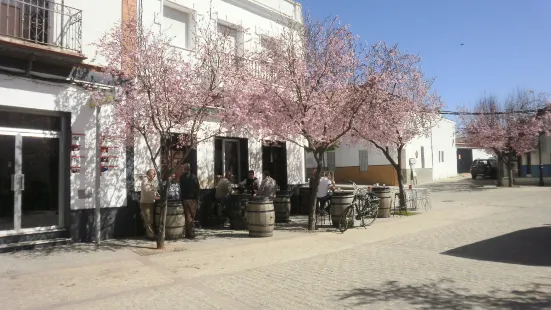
[441,226,551,267]
[274,215,338,232]
[422,178,499,193]
[338,278,551,309]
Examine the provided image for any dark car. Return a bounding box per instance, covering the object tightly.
[471,159,497,179]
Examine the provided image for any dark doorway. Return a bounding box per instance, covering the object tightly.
[262,140,288,190]
[525,153,532,176]
[457,148,473,173]
[21,136,59,229]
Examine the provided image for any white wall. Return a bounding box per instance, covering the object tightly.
[304,118,459,182]
[472,148,494,160]
[430,118,457,180]
[404,134,433,170]
[304,142,396,169]
[63,0,123,66]
[142,0,302,53]
[0,74,127,210]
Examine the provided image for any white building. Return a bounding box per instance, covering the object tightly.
[457,134,551,185]
[0,0,304,249]
[305,118,458,186]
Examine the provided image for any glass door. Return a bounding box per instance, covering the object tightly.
[0,135,15,231]
[0,127,62,232]
[21,136,60,229]
[223,140,240,181]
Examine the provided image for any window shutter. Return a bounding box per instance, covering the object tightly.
[359,150,369,172]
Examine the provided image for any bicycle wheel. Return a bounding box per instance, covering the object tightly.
[339,205,354,233]
[361,202,379,227]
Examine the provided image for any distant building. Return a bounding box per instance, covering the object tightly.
[305,117,458,186]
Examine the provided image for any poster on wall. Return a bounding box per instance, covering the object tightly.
[71,133,85,173]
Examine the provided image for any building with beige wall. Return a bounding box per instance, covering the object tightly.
[305,118,458,186]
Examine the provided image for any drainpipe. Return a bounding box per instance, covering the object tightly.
[95,105,101,244]
[538,132,544,186]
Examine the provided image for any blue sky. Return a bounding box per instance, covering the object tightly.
[297,0,551,112]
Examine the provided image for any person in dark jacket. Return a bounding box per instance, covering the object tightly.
[179,163,200,239]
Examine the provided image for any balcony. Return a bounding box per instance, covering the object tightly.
[0,0,84,66]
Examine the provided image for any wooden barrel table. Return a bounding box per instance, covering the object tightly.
[155,200,185,240]
[273,195,291,223]
[228,195,250,230]
[246,197,275,237]
[330,192,355,228]
[372,186,391,218]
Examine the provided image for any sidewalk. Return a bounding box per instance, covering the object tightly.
[0,187,542,310]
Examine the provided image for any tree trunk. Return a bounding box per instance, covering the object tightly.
[496,152,504,187]
[156,135,170,249]
[395,146,406,209]
[369,141,406,209]
[308,153,324,231]
[506,152,513,187]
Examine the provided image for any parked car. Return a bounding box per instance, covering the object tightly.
[471,159,498,179]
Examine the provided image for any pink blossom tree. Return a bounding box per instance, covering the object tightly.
[234,15,378,230]
[92,15,251,248]
[460,90,549,187]
[350,43,442,209]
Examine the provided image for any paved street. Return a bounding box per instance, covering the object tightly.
[1,177,551,309]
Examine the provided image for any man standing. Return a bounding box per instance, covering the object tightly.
[257,170,277,200]
[215,171,233,216]
[179,163,199,239]
[140,169,159,240]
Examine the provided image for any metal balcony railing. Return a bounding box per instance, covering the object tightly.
[0,0,82,53]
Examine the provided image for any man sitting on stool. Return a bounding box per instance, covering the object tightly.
[317,172,335,215]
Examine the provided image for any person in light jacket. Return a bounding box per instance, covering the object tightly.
[257,170,277,200]
[140,169,159,239]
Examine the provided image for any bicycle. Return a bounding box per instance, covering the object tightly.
[338,181,380,233]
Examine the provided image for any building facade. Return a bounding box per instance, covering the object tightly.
[0,0,304,249]
[305,118,458,186]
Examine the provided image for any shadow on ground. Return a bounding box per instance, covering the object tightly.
[441,226,551,267]
[423,177,499,193]
[338,278,551,309]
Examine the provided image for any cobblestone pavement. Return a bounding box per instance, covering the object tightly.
[1,178,550,309]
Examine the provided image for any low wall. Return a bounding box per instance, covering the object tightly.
[334,165,398,186]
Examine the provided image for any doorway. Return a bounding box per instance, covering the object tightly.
[262,140,288,190]
[456,149,473,174]
[0,127,62,232]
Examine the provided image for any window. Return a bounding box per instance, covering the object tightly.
[163,5,192,49]
[214,137,248,183]
[438,151,445,163]
[359,150,369,172]
[217,23,239,55]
